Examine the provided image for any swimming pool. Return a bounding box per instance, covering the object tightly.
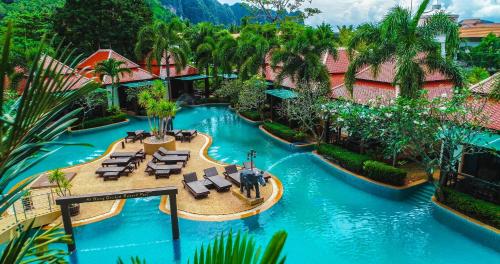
[16,106,500,263]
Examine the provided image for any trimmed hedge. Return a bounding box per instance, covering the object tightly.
[442,187,500,229]
[239,110,261,121]
[317,144,371,173]
[263,122,305,143]
[363,160,407,186]
[76,113,127,130]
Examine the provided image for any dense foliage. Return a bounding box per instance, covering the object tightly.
[363,160,407,186]
[239,110,261,121]
[442,187,500,229]
[263,121,305,143]
[317,143,371,174]
[459,33,500,72]
[53,0,153,58]
[76,112,127,130]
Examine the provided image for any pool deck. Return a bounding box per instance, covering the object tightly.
[30,133,281,225]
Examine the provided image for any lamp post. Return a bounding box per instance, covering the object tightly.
[247,149,256,170]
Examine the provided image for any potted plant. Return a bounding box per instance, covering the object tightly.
[138,80,178,141]
[48,169,80,216]
[21,190,34,211]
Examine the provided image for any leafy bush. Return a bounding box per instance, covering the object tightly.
[263,122,305,142]
[317,143,371,173]
[442,187,500,229]
[76,113,127,130]
[239,110,261,121]
[363,160,407,186]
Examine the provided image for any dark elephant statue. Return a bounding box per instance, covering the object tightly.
[240,169,266,198]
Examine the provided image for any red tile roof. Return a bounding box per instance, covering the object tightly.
[355,59,450,83]
[470,72,499,95]
[77,49,157,85]
[481,99,500,131]
[41,55,93,91]
[138,53,199,79]
[325,49,350,74]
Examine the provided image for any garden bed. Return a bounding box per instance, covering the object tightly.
[441,187,500,229]
[72,113,128,131]
[262,122,305,143]
[239,110,262,121]
[317,143,408,186]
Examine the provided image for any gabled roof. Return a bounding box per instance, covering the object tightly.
[77,49,157,85]
[460,21,500,38]
[324,49,350,74]
[355,59,450,83]
[470,73,499,95]
[40,55,93,91]
[138,52,199,79]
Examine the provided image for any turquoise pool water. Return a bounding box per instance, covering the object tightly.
[14,106,500,263]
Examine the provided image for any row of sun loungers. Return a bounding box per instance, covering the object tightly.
[145,147,192,179]
[124,130,152,143]
[96,150,145,181]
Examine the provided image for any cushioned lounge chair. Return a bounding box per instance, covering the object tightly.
[223,165,241,186]
[95,166,131,177]
[203,167,232,192]
[158,147,190,159]
[125,132,140,143]
[152,152,187,166]
[145,161,182,175]
[182,172,210,199]
[181,130,198,142]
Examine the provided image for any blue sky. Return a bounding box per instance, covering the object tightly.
[218,0,500,26]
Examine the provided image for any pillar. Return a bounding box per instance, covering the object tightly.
[168,194,180,240]
[60,204,75,252]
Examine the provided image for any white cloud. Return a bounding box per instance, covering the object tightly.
[218,0,500,25]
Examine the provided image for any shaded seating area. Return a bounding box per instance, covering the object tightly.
[182,172,210,199]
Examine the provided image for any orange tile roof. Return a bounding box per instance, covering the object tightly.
[138,53,199,79]
[41,55,93,91]
[460,24,500,38]
[355,59,450,83]
[77,49,157,85]
[324,49,350,74]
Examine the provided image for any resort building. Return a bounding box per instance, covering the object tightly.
[460,19,500,47]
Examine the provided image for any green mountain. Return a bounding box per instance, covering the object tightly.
[159,0,251,25]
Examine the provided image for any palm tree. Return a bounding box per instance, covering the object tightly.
[94,58,132,108]
[0,24,98,262]
[236,23,279,80]
[189,230,287,264]
[345,0,464,98]
[191,23,219,97]
[135,19,189,100]
[272,23,337,85]
[138,80,177,138]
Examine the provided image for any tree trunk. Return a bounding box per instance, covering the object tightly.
[165,55,172,101]
[204,67,210,98]
[392,150,397,167]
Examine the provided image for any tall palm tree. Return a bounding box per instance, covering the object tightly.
[236,23,279,80]
[135,19,189,100]
[0,24,98,263]
[94,58,131,108]
[191,23,219,97]
[345,0,463,98]
[272,23,337,85]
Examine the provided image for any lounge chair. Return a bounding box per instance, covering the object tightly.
[124,130,143,143]
[110,149,143,159]
[182,172,210,199]
[95,166,131,177]
[145,161,182,175]
[102,157,133,168]
[158,147,190,159]
[181,130,198,142]
[152,152,188,166]
[166,130,183,140]
[203,167,232,192]
[223,165,241,186]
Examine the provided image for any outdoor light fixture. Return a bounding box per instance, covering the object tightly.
[247,149,256,170]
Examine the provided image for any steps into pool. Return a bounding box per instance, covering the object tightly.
[407,184,435,204]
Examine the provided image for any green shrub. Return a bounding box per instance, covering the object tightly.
[77,113,127,130]
[317,144,371,173]
[363,160,407,186]
[239,110,261,121]
[442,187,500,229]
[263,122,305,142]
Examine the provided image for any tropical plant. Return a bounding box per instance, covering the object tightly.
[138,80,178,139]
[135,19,189,99]
[272,23,336,85]
[47,168,72,197]
[94,58,131,108]
[189,230,287,264]
[279,81,329,143]
[336,25,354,47]
[346,0,464,98]
[73,87,108,124]
[0,24,98,263]
[117,256,147,264]
[236,76,268,119]
[458,33,500,71]
[465,67,490,85]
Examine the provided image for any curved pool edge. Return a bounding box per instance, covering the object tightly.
[431,196,500,251]
[258,125,316,151]
[68,119,130,134]
[311,151,427,200]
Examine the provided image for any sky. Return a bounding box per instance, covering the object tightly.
[218,0,500,26]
